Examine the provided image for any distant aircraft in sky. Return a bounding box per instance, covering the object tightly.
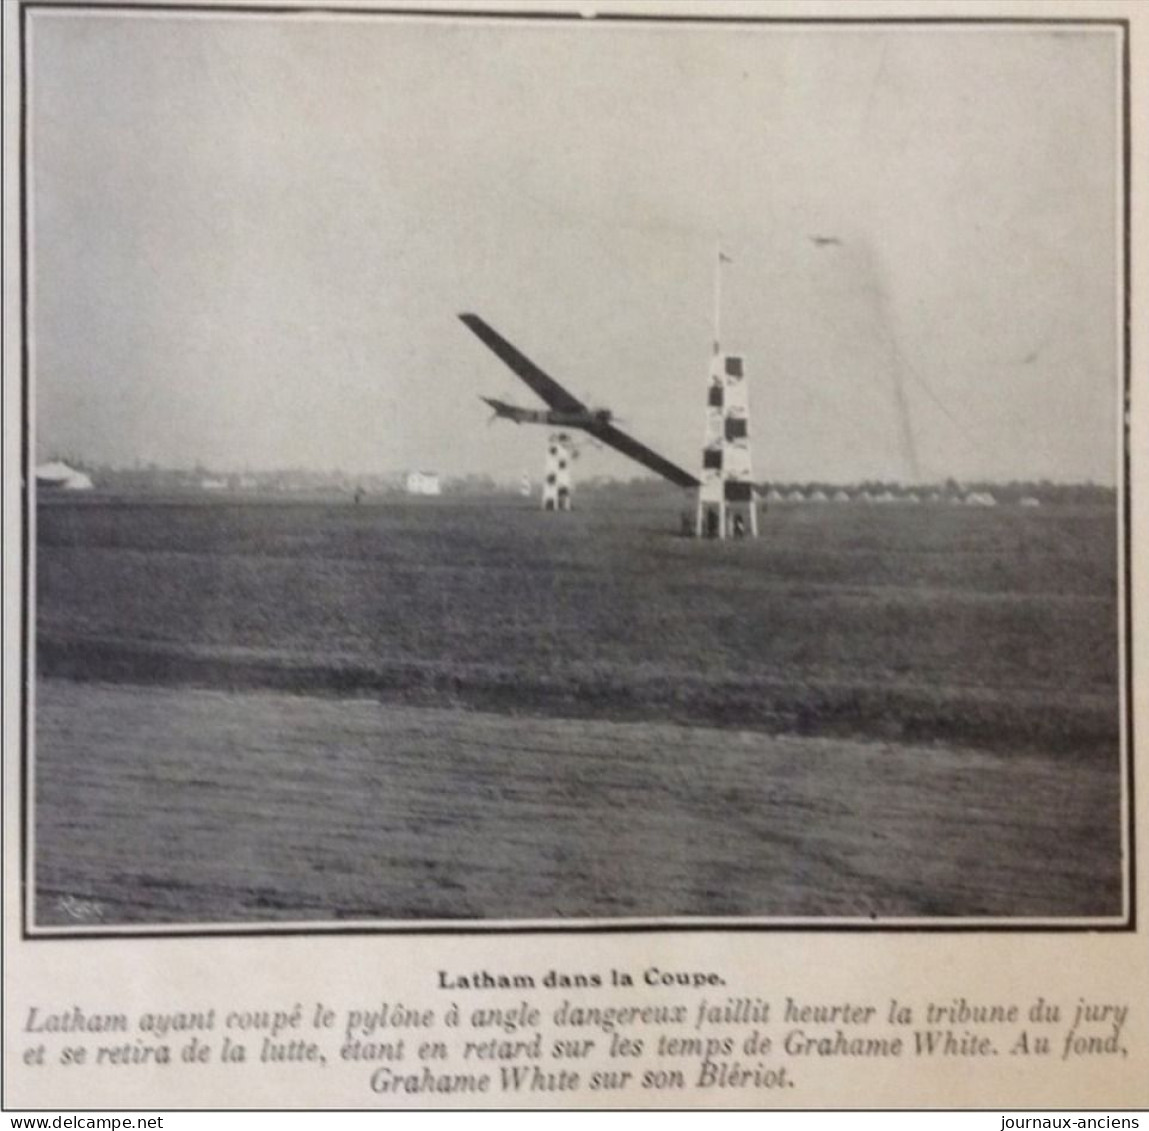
[459,313,699,489]
[809,235,843,247]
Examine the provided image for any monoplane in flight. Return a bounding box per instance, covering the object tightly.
[459,313,699,489]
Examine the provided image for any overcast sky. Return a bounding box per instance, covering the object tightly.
[30,10,1121,484]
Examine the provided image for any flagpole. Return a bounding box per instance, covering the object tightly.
[713,243,723,355]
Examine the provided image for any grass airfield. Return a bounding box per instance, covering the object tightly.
[32,492,1124,925]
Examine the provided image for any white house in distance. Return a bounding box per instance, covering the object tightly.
[405,470,442,496]
[966,491,998,507]
[35,460,93,491]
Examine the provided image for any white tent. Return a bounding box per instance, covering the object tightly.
[406,470,442,496]
[35,461,93,491]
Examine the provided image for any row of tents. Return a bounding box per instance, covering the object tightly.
[762,487,1040,507]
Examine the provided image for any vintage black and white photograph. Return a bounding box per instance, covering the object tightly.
[24,3,1129,929]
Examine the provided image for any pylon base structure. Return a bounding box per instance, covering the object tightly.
[695,352,758,539]
[542,432,574,512]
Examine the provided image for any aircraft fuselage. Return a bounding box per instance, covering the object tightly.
[482,397,611,430]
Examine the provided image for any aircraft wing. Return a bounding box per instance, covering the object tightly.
[459,314,587,414]
[588,421,700,489]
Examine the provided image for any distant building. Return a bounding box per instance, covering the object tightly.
[35,461,93,491]
[1019,496,1041,507]
[406,470,442,496]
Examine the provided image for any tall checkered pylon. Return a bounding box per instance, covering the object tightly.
[695,249,758,538]
[542,432,574,511]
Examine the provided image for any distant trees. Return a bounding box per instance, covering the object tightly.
[59,461,1120,508]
